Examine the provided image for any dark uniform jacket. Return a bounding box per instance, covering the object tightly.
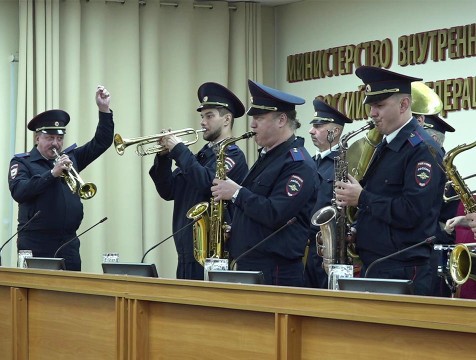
[149,141,248,267]
[230,136,318,265]
[8,112,114,268]
[357,118,445,266]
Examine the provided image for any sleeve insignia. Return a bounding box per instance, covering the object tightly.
[224,157,236,173]
[286,174,303,197]
[415,161,432,187]
[10,164,19,179]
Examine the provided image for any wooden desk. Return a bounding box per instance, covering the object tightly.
[0,267,475,359]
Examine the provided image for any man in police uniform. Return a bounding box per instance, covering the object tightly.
[211,79,318,287]
[149,82,248,280]
[8,85,114,271]
[335,67,445,295]
[304,99,353,288]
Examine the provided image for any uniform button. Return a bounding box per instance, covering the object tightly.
[384,179,388,183]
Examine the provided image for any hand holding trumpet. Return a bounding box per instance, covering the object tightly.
[157,128,184,154]
[51,151,73,178]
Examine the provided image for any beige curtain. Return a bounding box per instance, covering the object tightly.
[1,0,264,277]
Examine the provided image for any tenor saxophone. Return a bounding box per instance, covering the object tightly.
[311,121,375,273]
[186,131,256,266]
[443,140,476,285]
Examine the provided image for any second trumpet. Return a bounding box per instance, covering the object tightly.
[114,128,206,157]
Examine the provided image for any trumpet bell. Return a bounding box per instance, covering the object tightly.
[449,243,476,285]
[78,182,97,200]
[114,134,126,156]
[411,82,443,115]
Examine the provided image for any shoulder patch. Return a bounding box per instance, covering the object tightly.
[14,152,30,158]
[63,143,78,154]
[226,144,238,151]
[10,164,19,179]
[407,131,423,147]
[286,174,304,197]
[415,161,432,187]
[289,148,305,161]
[224,157,236,173]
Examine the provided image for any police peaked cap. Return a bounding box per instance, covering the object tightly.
[311,99,353,126]
[355,66,422,105]
[247,79,305,116]
[423,114,455,134]
[27,109,70,135]
[196,82,245,118]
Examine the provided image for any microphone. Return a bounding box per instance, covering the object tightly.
[53,217,108,258]
[364,236,435,278]
[230,217,297,270]
[0,210,41,266]
[141,216,201,263]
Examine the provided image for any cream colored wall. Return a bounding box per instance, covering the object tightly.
[0,0,19,265]
[274,0,476,184]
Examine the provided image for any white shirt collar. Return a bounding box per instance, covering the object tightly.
[384,117,413,144]
[316,143,339,159]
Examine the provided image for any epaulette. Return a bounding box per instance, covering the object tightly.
[407,131,423,147]
[289,147,305,161]
[63,143,78,153]
[14,152,30,158]
[226,144,238,151]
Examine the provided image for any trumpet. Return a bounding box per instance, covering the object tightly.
[114,128,206,157]
[53,149,97,200]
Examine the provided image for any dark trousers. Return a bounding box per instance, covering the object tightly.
[237,258,304,287]
[361,261,432,296]
[176,256,204,280]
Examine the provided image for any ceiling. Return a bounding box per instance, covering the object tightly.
[199,0,302,7]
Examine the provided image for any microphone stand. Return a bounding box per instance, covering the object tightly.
[364,236,435,278]
[0,210,41,266]
[141,216,201,263]
[53,217,108,258]
[230,217,297,270]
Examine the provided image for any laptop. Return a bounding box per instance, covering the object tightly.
[24,257,66,270]
[338,277,414,295]
[207,270,265,284]
[101,262,159,278]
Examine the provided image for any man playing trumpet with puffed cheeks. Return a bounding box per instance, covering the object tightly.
[8,86,114,271]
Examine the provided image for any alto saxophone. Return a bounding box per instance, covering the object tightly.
[311,121,375,273]
[443,140,476,285]
[186,131,256,266]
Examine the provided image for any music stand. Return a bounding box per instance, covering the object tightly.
[338,278,414,295]
[24,257,66,270]
[101,262,159,278]
[207,270,265,284]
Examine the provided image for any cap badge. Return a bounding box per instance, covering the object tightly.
[54,121,59,127]
[250,96,254,104]
[366,84,372,92]
[203,96,208,102]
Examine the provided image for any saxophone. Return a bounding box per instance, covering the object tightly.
[443,140,476,285]
[186,131,256,266]
[311,121,375,273]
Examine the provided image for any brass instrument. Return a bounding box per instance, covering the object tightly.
[311,121,374,274]
[114,128,206,157]
[444,174,476,202]
[53,148,97,200]
[449,243,476,285]
[346,122,382,223]
[442,140,476,285]
[186,131,256,266]
[411,81,443,115]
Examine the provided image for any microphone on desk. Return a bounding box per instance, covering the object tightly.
[53,217,108,258]
[0,210,41,266]
[364,236,435,278]
[141,216,201,263]
[230,217,297,270]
